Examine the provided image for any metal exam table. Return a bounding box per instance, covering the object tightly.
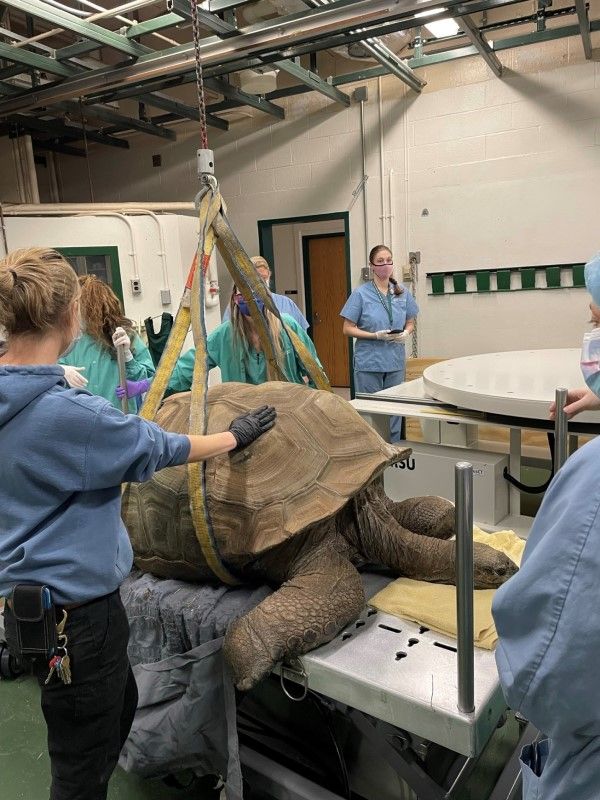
[120,458,535,800]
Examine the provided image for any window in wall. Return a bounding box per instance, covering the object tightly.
[56,246,124,304]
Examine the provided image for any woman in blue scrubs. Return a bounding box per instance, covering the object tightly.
[340,244,419,442]
[492,251,600,800]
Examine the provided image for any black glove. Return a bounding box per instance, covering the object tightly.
[228,405,276,452]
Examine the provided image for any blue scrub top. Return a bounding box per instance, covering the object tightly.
[493,435,600,799]
[223,292,309,331]
[340,281,419,372]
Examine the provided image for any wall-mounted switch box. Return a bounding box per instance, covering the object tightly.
[130,278,142,295]
[160,289,172,306]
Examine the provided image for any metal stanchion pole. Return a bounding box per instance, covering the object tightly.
[554,387,568,472]
[116,342,129,414]
[455,461,475,714]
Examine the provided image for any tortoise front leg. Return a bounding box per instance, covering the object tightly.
[223,541,364,692]
[384,495,455,540]
[351,491,516,588]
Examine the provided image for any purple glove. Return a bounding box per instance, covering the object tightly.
[115,378,152,400]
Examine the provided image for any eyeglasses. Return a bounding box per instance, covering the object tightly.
[371,260,394,266]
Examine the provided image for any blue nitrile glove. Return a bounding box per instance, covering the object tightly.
[115,378,152,400]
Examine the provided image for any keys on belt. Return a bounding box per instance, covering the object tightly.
[44,609,72,686]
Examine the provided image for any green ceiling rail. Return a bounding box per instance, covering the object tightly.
[427,264,586,296]
[0,0,150,57]
[0,41,78,78]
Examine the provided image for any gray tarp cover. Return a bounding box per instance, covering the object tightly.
[119,570,271,800]
[118,569,390,799]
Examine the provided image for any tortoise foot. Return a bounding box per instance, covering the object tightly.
[223,615,282,692]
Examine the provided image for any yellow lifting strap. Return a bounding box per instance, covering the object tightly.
[187,195,241,586]
[212,211,331,391]
[138,180,330,585]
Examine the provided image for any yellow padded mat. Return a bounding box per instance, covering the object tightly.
[369,527,525,650]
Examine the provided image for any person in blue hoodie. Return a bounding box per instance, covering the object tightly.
[492,251,600,800]
[0,247,276,800]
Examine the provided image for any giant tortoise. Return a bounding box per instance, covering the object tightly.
[122,382,517,690]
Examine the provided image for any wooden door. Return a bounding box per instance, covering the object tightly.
[306,234,350,387]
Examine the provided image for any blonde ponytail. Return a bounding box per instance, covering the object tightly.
[0,248,79,336]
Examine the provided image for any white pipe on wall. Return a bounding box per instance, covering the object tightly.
[389,168,395,258]
[10,140,26,203]
[378,77,386,245]
[359,98,369,265]
[23,136,40,205]
[73,211,140,280]
[47,155,61,203]
[1,202,196,214]
[130,209,170,291]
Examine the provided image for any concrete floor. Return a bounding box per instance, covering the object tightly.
[0,674,204,800]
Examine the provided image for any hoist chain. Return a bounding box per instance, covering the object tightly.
[190,0,209,149]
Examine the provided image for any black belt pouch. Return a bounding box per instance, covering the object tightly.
[10,585,57,659]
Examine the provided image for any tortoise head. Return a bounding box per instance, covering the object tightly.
[473,541,518,589]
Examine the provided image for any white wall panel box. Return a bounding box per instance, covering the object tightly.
[384,442,509,526]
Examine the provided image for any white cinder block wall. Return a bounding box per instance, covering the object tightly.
[25,37,600,359]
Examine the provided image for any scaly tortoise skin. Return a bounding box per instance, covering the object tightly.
[122,382,517,690]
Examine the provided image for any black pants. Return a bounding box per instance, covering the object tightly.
[4,591,138,800]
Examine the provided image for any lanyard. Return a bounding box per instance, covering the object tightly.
[372,281,393,326]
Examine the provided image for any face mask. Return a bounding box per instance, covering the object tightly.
[371,263,393,281]
[581,328,600,396]
[236,297,264,317]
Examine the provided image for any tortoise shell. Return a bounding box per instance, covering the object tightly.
[122,381,408,581]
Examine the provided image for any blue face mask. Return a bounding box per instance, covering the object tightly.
[236,297,264,317]
[581,328,600,396]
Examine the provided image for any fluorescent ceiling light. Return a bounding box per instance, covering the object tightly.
[423,17,460,37]
[414,7,447,17]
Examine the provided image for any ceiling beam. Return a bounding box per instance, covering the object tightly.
[0,126,87,156]
[1,74,176,140]
[137,91,229,129]
[199,0,256,10]
[0,0,150,57]
[55,12,186,61]
[0,41,77,78]
[457,13,503,76]
[33,140,86,157]
[302,0,424,93]
[331,19,599,85]
[0,0,538,116]
[362,38,424,92]
[126,12,186,39]
[7,112,130,147]
[205,77,285,118]
[183,3,353,105]
[268,58,350,106]
[58,100,176,139]
[575,0,593,58]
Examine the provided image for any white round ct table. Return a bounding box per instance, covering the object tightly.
[423,348,600,423]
